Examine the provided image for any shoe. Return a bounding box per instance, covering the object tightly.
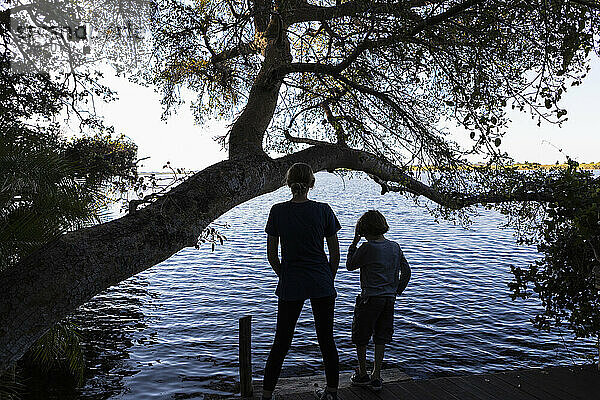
[370,376,383,391]
[350,370,371,386]
[314,387,338,400]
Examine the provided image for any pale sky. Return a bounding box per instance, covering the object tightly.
[84,57,599,172]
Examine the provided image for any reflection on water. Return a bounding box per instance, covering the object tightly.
[34,173,596,399]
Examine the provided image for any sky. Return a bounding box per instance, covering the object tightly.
[87,57,600,172]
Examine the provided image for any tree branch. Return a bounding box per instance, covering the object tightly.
[320,101,347,145]
[277,0,485,77]
[285,0,441,25]
[369,172,555,207]
[568,0,600,11]
[292,144,557,209]
[250,0,272,32]
[284,129,334,146]
[210,41,260,64]
[0,143,562,373]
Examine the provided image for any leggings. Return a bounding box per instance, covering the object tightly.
[263,295,339,392]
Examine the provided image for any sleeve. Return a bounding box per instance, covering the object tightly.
[396,248,411,296]
[265,205,278,236]
[346,243,370,271]
[323,204,342,237]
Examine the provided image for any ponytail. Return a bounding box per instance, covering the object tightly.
[285,163,315,195]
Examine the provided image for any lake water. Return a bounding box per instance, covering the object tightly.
[43,172,595,399]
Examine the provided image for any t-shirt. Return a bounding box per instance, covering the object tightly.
[346,239,411,298]
[265,200,342,301]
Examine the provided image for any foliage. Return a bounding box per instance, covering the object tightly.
[0,123,137,393]
[0,125,138,272]
[149,0,599,168]
[196,222,230,251]
[1,2,141,390]
[21,321,86,386]
[0,366,22,400]
[508,160,600,339]
[1,0,142,270]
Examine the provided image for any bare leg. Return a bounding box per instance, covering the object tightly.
[372,344,385,379]
[356,345,368,377]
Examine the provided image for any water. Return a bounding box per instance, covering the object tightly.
[44,172,596,399]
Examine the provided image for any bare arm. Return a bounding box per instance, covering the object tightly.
[267,234,281,277]
[396,251,411,296]
[347,243,371,271]
[346,226,365,271]
[326,234,340,278]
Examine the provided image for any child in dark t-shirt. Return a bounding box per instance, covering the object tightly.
[346,210,411,391]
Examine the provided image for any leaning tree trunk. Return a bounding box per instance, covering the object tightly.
[0,152,289,372]
[0,142,361,372]
[0,154,267,372]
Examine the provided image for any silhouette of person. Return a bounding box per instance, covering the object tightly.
[261,163,341,400]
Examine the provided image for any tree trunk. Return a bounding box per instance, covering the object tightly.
[228,15,291,158]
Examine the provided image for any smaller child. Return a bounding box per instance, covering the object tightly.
[346,210,411,391]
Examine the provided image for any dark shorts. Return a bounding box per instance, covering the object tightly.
[351,295,395,345]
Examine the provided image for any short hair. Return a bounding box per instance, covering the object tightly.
[356,210,389,236]
[285,163,315,195]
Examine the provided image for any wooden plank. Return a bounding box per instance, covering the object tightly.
[397,380,444,400]
[348,386,385,400]
[372,386,400,400]
[541,366,600,399]
[258,368,410,397]
[265,365,600,400]
[516,369,584,400]
[430,377,490,400]
[451,375,511,400]
[345,384,399,400]
[283,394,307,400]
[495,370,567,400]
[385,381,421,400]
[347,385,372,400]
[467,373,539,400]
[337,387,364,400]
[412,378,462,400]
[458,374,525,400]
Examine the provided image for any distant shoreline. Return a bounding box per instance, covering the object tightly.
[508,162,600,170]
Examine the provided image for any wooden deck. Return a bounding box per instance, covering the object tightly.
[251,364,599,400]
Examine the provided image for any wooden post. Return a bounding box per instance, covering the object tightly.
[239,316,253,398]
